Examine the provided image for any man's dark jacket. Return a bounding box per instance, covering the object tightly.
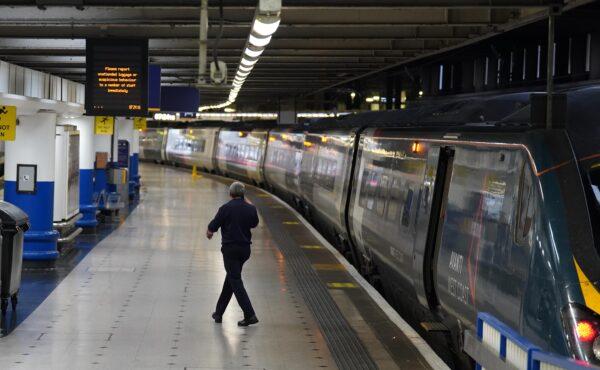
[208,198,259,247]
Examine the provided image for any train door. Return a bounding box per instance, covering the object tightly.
[412,146,455,310]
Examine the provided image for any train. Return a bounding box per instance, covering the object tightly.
[140,86,600,367]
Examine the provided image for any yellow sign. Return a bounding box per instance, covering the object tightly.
[133,117,147,131]
[94,116,114,135]
[0,105,17,141]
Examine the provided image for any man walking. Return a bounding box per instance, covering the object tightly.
[207,182,259,326]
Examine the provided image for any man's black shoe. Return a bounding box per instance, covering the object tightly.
[237,316,259,327]
[212,312,222,323]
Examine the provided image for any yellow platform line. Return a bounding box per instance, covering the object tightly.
[313,264,345,271]
[327,282,359,289]
[282,221,299,225]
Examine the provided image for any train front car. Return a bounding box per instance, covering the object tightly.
[139,127,167,163]
[164,126,220,171]
[263,128,305,206]
[556,87,600,364]
[298,126,359,257]
[347,90,600,365]
[215,126,270,186]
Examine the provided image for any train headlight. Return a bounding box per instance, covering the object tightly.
[562,303,600,364]
[592,336,600,361]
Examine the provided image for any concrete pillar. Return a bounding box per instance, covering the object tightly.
[67,116,98,228]
[4,112,59,260]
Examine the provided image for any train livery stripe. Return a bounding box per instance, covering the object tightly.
[574,259,600,315]
[579,153,600,162]
[536,160,572,177]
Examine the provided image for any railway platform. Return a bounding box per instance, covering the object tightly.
[0,163,447,370]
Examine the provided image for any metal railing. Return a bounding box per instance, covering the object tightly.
[464,312,600,370]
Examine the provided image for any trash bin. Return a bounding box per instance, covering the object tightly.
[0,201,30,315]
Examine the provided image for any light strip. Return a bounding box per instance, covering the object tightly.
[244,47,264,58]
[194,112,352,120]
[252,18,280,37]
[249,34,271,48]
[198,7,281,112]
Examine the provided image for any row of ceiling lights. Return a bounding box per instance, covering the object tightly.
[199,10,281,112]
[154,112,350,121]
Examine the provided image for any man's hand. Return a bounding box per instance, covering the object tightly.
[206,230,214,240]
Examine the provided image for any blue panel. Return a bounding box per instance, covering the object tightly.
[77,169,98,228]
[4,181,59,260]
[148,65,162,112]
[130,153,141,185]
[118,140,130,168]
[129,154,140,198]
[160,86,200,113]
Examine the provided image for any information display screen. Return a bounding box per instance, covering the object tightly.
[85,38,149,117]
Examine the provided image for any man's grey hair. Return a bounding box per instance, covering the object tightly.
[229,181,246,198]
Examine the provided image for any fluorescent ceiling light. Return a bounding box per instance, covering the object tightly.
[239,64,254,72]
[249,34,272,47]
[244,47,264,58]
[240,57,258,67]
[237,71,251,77]
[252,18,280,37]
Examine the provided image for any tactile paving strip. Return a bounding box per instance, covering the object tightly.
[259,204,378,370]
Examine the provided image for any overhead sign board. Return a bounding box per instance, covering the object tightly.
[85,38,149,117]
[94,116,114,135]
[133,117,147,131]
[0,105,17,141]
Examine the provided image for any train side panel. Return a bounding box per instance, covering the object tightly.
[139,128,167,163]
[299,129,356,246]
[215,128,268,185]
[263,129,305,202]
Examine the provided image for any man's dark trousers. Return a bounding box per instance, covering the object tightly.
[215,245,255,319]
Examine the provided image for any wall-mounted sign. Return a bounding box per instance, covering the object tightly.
[0,105,17,141]
[94,116,114,135]
[85,38,149,117]
[133,117,147,131]
[17,164,37,194]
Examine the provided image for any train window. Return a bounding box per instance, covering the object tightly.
[386,177,403,221]
[376,175,390,216]
[366,172,379,211]
[359,170,370,208]
[401,188,414,227]
[516,164,536,246]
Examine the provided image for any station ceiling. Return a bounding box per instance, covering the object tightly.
[0,1,552,106]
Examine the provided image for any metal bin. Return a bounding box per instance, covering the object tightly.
[0,201,30,315]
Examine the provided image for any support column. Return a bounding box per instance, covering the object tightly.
[68,116,98,228]
[5,112,59,260]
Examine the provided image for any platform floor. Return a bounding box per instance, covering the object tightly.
[0,164,444,370]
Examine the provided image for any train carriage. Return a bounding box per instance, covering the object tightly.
[165,127,220,172]
[298,127,358,253]
[263,128,305,205]
[139,127,167,163]
[215,127,270,186]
